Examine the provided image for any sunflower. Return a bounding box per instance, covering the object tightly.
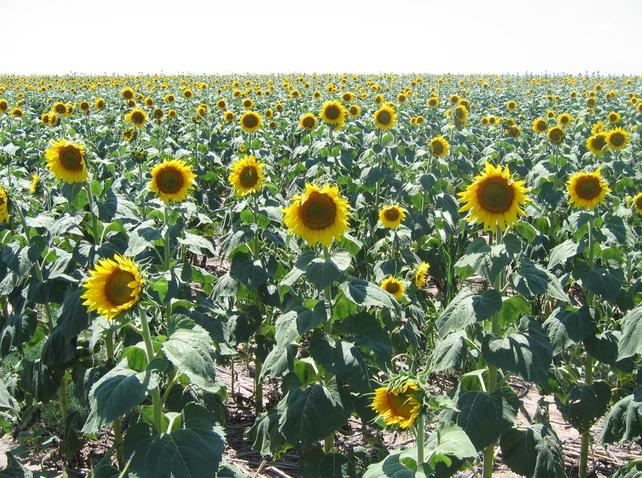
[557,113,573,127]
[29,173,41,195]
[591,121,605,135]
[282,183,350,247]
[380,276,404,299]
[228,155,264,196]
[11,108,23,118]
[607,111,621,124]
[586,133,607,155]
[567,168,610,210]
[81,255,143,320]
[52,101,67,115]
[149,159,196,203]
[121,87,135,100]
[415,262,430,288]
[79,101,90,113]
[506,100,517,110]
[299,112,317,130]
[242,98,254,109]
[94,97,105,109]
[240,111,262,133]
[319,100,346,129]
[45,139,88,183]
[379,205,406,229]
[505,125,520,138]
[453,105,469,124]
[0,99,8,113]
[125,107,148,128]
[373,105,396,130]
[547,126,565,144]
[0,186,9,223]
[606,127,629,150]
[427,96,439,108]
[636,101,642,115]
[633,192,642,214]
[164,94,175,103]
[430,136,450,157]
[371,381,422,429]
[348,104,361,117]
[532,118,547,133]
[458,162,530,231]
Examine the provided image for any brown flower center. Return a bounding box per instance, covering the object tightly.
[239,166,258,188]
[575,177,601,200]
[299,191,337,230]
[324,105,340,120]
[60,146,84,171]
[243,114,259,129]
[609,132,625,147]
[377,110,392,125]
[478,178,514,213]
[383,208,400,222]
[105,270,135,306]
[384,281,400,294]
[156,167,185,194]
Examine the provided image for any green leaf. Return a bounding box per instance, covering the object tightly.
[512,259,569,302]
[274,302,325,347]
[300,250,351,290]
[246,409,288,457]
[514,221,538,243]
[617,304,642,360]
[426,422,477,461]
[363,452,415,478]
[178,232,216,256]
[301,448,357,478]
[454,390,516,450]
[340,278,397,310]
[83,360,159,433]
[556,381,611,432]
[309,332,371,392]
[431,331,467,372]
[0,453,33,478]
[454,238,509,283]
[543,306,596,356]
[547,239,578,269]
[500,424,565,478]
[436,287,502,337]
[277,382,352,448]
[579,267,624,304]
[230,252,269,290]
[162,320,218,392]
[124,403,226,478]
[600,387,642,445]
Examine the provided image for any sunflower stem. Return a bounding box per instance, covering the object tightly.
[416,412,425,466]
[139,310,163,433]
[85,179,100,250]
[163,205,171,269]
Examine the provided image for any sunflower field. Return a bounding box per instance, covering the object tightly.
[0,74,641,478]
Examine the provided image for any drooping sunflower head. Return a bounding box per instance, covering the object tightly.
[0,185,9,223]
[415,262,430,289]
[458,162,530,231]
[240,111,262,133]
[320,100,347,129]
[567,167,610,210]
[586,133,607,155]
[282,183,350,247]
[299,112,317,130]
[125,107,148,128]
[379,205,406,229]
[380,276,404,299]
[606,127,629,150]
[505,125,521,138]
[164,94,175,103]
[81,254,143,320]
[149,159,196,203]
[547,126,565,144]
[228,155,264,196]
[430,136,450,157]
[44,139,88,183]
[373,105,397,130]
[633,192,642,214]
[371,380,422,429]
[29,173,41,195]
[532,118,547,133]
[11,107,23,118]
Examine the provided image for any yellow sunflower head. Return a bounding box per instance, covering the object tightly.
[0,99,8,113]
[415,262,430,289]
[373,105,397,130]
[633,192,642,214]
[282,183,350,247]
[81,255,143,320]
[228,155,264,196]
[319,100,347,129]
[586,133,607,156]
[607,111,621,124]
[532,118,547,133]
[606,127,629,150]
[125,107,148,128]
[121,87,135,100]
[379,205,406,229]
[567,167,610,210]
[94,97,105,110]
[44,139,88,183]
[380,276,404,299]
[371,380,422,429]
[591,121,604,135]
[240,111,262,133]
[11,108,23,118]
[506,100,517,110]
[53,101,67,115]
[0,185,9,223]
[164,94,175,104]
[547,126,565,144]
[458,162,530,231]
[348,104,361,117]
[299,113,317,131]
[223,110,235,123]
[557,113,573,127]
[29,173,41,195]
[430,136,450,157]
[149,159,196,203]
[427,96,439,108]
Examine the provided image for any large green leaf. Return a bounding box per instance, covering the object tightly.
[277,382,352,448]
[230,252,269,290]
[556,381,611,432]
[543,306,595,356]
[246,409,288,457]
[274,301,325,347]
[83,360,159,433]
[454,390,516,451]
[294,250,351,291]
[124,403,226,478]
[512,259,569,302]
[436,287,502,337]
[309,332,371,392]
[547,239,578,269]
[431,331,467,372]
[454,237,510,284]
[301,448,357,478]
[340,278,398,310]
[617,304,642,360]
[500,424,565,478]
[162,320,218,392]
[482,317,552,385]
[600,387,642,446]
[578,266,624,304]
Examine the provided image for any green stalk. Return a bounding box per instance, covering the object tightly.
[139,310,163,433]
[163,206,173,327]
[579,218,595,478]
[85,180,100,246]
[104,331,124,468]
[323,247,335,453]
[416,412,425,467]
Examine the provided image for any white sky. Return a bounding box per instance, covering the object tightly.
[1,0,641,75]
